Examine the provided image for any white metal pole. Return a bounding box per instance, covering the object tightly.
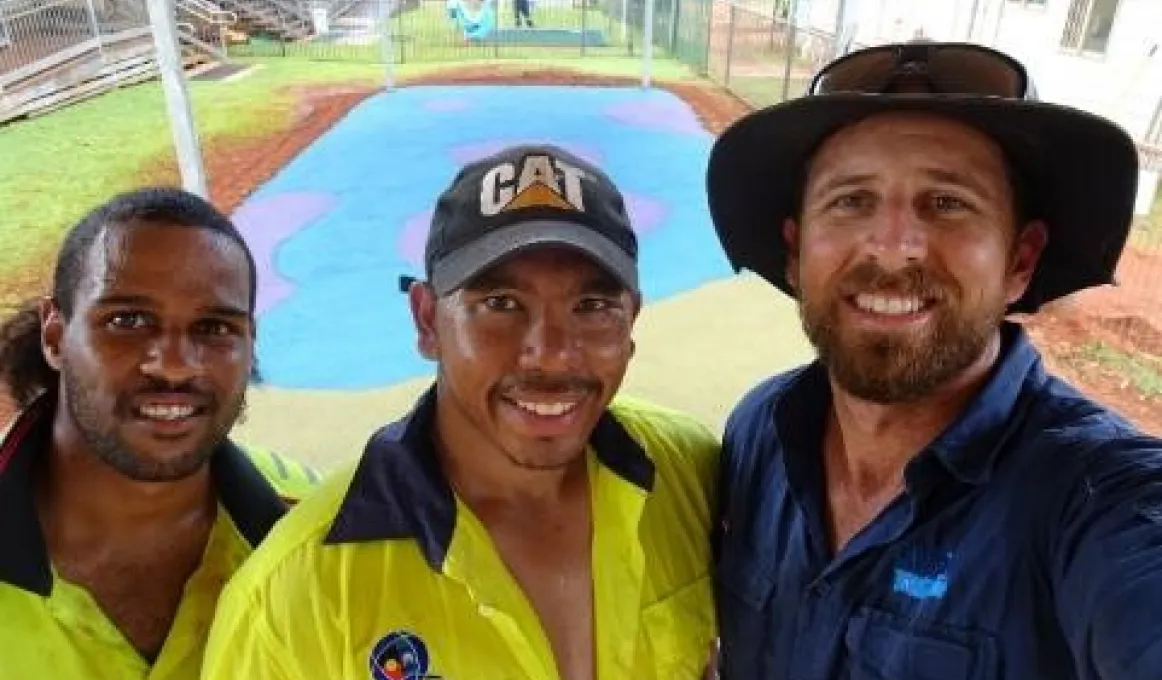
[621,0,628,43]
[833,0,853,58]
[641,0,654,88]
[991,0,1005,45]
[84,0,107,64]
[965,0,980,42]
[381,0,395,89]
[146,0,208,197]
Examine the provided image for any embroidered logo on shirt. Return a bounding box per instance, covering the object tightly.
[892,548,953,600]
[369,631,443,680]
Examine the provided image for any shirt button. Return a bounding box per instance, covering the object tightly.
[478,604,497,618]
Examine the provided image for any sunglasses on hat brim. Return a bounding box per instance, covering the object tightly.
[809,42,1031,99]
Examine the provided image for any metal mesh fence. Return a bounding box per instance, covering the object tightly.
[225,0,637,62]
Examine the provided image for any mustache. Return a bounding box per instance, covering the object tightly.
[837,261,953,300]
[498,372,600,395]
[126,377,216,405]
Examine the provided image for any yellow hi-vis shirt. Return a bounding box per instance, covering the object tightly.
[0,396,320,680]
[202,389,720,680]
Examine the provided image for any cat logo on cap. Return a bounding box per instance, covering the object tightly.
[479,153,588,217]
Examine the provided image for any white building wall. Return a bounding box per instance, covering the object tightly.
[791,0,1162,141]
[992,0,1162,141]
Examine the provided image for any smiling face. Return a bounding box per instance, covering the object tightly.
[786,112,1046,403]
[41,223,255,482]
[411,246,639,472]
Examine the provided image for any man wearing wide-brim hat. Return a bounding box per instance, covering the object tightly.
[708,40,1162,679]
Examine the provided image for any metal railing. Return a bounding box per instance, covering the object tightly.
[0,0,359,82]
[0,0,240,122]
[0,0,131,75]
[176,0,235,55]
[700,2,840,107]
[227,0,639,62]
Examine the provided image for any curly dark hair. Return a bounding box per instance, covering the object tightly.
[0,187,257,409]
[0,300,51,409]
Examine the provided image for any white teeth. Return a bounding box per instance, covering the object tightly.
[138,404,196,421]
[514,400,577,417]
[855,294,924,315]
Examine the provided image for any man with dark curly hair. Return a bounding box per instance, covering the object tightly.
[0,187,316,679]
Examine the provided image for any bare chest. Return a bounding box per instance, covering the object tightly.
[54,543,205,660]
[822,430,908,554]
[488,517,595,680]
[826,484,903,553]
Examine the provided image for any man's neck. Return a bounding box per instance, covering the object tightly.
[825,332,1004,496]
[38,417,215,540]
[430,387,593,510]
[435,423,586,512]
[36,414,218,661]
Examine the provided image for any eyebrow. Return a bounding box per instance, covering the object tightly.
[201,305,251,320]
[92,293,154,308]
[808,169,996,200]
[807,173,877,200]
[921,168,995,198]
[92,294,249,319]
[579,272,628,296]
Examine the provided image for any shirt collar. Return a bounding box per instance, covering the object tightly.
[324,385,657,571]
[924,322,1042,485]
[0,394,287,596]
[773,321,1043,489]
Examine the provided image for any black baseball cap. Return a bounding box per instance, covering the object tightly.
[418,144,639,295]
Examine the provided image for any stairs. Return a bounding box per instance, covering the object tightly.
[214,0,312,40]
[176,0,235,57]
[0,0,232,123]
[1,27,154,121]
[0,0,363,123]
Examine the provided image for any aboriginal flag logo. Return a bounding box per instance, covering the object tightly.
[369,631,443,680]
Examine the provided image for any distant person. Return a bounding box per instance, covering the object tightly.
[515,0,534,28]
[0,187,317,678]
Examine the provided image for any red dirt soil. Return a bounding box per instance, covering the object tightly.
[1,65,1159,435]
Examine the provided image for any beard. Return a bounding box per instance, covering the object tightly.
[62,371,246,483]
[799,261,1005,404]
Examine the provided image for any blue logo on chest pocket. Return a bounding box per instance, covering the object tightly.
[892,549,953,600]
[892,569,949,599]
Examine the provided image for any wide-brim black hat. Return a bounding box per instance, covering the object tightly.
[706,92,1140,313]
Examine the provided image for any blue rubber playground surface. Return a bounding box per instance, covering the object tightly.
[232,85,733,389]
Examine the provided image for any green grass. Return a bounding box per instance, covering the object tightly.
[1070,342,1162,399]
[0,52,697,301]
[723,73,808,107]
[0,60,380,284]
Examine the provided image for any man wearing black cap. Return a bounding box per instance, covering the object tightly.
[202,144,719,680]
[707,42,1162,679]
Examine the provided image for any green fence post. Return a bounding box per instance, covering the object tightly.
[668,0,679,55]
[581,0,587,57]
[493,1,500,59]
[700,0,712,76]
[780,0,797,101]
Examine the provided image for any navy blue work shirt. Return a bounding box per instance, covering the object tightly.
[715,323,1162,679]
